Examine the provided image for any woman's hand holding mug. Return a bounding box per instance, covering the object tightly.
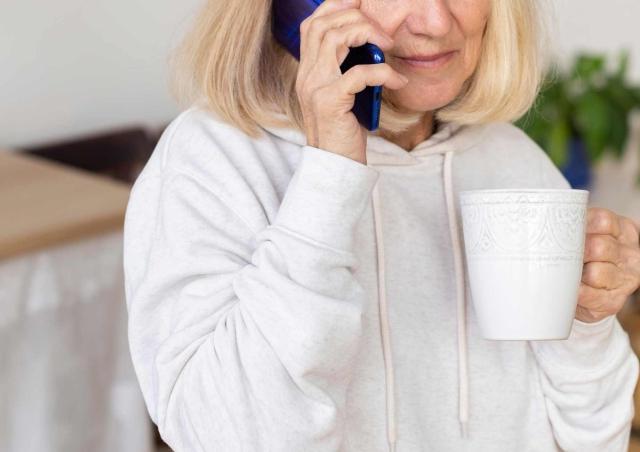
[577,208,640,323]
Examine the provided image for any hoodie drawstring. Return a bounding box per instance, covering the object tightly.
[369,149,469,451]
[372,180,397,452]
[444,150,470,439]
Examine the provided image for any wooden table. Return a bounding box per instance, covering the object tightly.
[0,150,131,260]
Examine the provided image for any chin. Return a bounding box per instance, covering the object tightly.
[390,80,464,113]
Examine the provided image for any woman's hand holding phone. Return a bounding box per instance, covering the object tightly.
[295,0,409,165]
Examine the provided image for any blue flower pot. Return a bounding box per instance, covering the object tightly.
[560,138,592,190]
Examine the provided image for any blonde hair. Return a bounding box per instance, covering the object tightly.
[170,0,550,139]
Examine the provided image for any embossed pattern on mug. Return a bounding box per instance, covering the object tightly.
[460,191,588,263]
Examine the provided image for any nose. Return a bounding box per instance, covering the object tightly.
[404,0,453,39]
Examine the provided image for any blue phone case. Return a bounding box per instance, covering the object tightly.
[272,0,384,131]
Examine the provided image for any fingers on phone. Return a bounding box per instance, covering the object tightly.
[301,0,354,38]
[302,3,393,66]
[333,21,394,50]
[341,63,408,95]
[317,22,393,70]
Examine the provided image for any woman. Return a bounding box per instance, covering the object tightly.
[123,0,640,450]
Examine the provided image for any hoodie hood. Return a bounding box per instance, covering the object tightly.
[263,112,470,163]
[263,115,478,450]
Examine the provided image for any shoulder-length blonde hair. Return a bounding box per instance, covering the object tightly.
[170,0,550,139]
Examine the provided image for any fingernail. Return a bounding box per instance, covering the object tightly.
[400,74,409,83]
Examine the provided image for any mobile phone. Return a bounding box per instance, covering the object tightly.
[272,0,384,131]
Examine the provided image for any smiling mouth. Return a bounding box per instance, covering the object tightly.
[396,51,458,69]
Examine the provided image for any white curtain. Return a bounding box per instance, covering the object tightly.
[0,230,153,452]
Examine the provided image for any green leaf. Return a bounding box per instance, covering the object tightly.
[547,119,570,167]
[633,87,640,106]
[614,49,630,81]
[573,90,611,161]
[572,54,605,82]
[604,76,636,111]
[608,108,628,158]
[523,50,640,171]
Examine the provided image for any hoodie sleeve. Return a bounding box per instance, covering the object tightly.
[529,315,639,451]
[123,137,380,451]
[514,127,640,451]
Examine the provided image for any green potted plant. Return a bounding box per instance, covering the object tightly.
[516,51,640,189]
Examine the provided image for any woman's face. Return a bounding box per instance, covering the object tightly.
[362,0,491,113]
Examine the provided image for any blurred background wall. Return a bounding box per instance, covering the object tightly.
[0,0,201,149]
[554,0,640,79]
[2,0,640,150]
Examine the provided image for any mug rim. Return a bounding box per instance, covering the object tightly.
[460,188,589,196]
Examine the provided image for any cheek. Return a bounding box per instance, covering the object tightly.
[461,34,484,77]
[455,3,490,76]
[454,0,492,28]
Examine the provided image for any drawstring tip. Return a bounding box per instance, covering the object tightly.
[460,421,469,439]
[389,441,396,452]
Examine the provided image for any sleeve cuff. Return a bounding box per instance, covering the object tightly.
[572,314,617,334]
[529,315,618,372]
[273,145,380,251]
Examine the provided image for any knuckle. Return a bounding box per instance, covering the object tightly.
[300,17,310,34]
[324,27,339,43]
[590,235,609,258]
[587,263,602,282]
[579,283,595,303]
[590,207,607,220]
[356,24,373,42]
[599,209,616,229]
[340,8,361,24]
[306,16,322,36]
[346,7,365,19]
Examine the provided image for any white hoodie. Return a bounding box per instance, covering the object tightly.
[123,105,639,452]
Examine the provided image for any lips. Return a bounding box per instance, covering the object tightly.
[397,50,457,69]
[400,50,456,61]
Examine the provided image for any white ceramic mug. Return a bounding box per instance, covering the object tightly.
[459,189,590,340]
